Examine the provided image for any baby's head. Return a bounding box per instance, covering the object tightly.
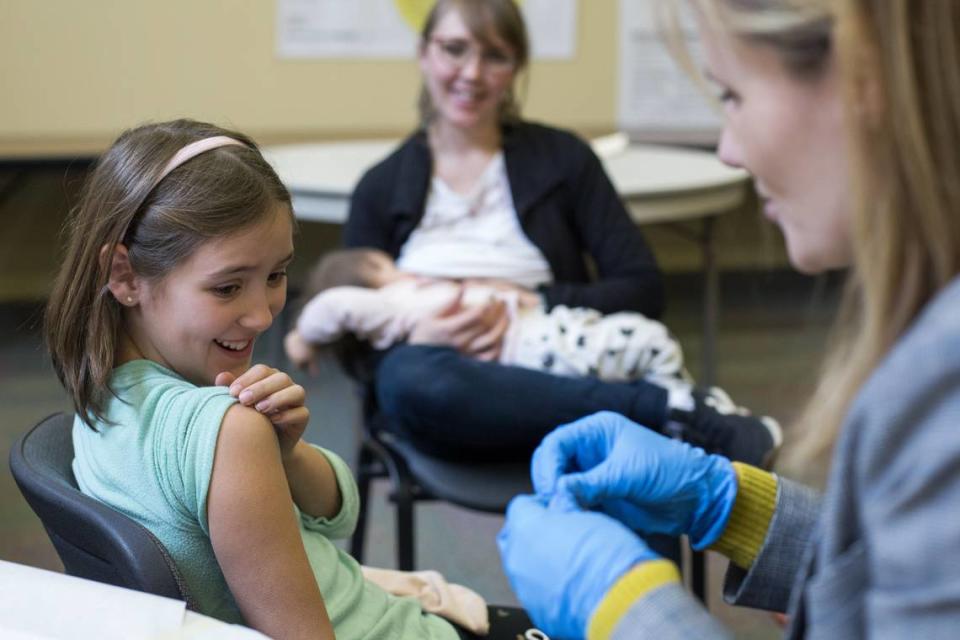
[46,119,294,427]
[305,248,403,298]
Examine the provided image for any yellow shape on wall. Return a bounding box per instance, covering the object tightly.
[393,0,435,33]
[393,0,526,33]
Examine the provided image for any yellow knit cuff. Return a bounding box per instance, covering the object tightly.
[710,462,778,569]
[587,559,682,640]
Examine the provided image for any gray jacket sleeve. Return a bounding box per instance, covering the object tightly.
[611,582,732,640]
[723,478,821,611]
[609,479,820,639]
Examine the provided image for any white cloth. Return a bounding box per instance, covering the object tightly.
[296,279,685,383]
[396,153,553,290]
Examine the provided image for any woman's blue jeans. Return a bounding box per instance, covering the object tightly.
[374,345,669,460]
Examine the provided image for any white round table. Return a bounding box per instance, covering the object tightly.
[262,141,749,386]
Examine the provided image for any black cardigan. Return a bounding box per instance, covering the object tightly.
[343,121,665,318]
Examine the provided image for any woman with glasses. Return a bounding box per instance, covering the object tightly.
[340,0,778,470]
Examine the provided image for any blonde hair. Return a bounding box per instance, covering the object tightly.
[664,0,960,469]
[45,119,293,428]
[660,0,833,84]
[417,0,529,126]
[792,0,960,464]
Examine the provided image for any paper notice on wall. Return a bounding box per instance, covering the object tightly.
[277,0,418,58]
[277,0,577,60]
[617,0,720,139]
[523,0,577,59]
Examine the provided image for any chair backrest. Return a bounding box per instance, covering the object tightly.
[9,412,197,610]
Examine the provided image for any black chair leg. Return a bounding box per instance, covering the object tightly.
[692,548,707,603]
[395,487,416,570]
[350,445,375,562]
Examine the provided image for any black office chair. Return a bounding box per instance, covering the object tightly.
[349,385,533,570]
[9,412,198,610]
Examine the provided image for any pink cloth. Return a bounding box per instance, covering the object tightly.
[360,566,490,635]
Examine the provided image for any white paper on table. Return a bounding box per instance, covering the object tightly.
[162,612,270,639]
[0,560,269,639]
[0,560,185,639]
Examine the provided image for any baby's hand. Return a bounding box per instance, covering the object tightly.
[284,329,320,375]
[216,365,309,459]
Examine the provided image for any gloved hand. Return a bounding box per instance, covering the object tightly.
[532,411,738,549]
[498,494,658,640]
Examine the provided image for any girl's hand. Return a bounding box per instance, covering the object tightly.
[215,365,309,459]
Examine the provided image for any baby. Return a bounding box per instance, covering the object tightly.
[285,248,689,389]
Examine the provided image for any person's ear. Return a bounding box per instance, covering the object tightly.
[418,47,430,73]
[418,35,435,69]
[101,243,141,307]
[838,12,884,128]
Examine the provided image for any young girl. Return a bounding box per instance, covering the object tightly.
[44,119,528,640]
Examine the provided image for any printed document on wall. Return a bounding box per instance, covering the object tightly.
[277,0,577,60]
[617,0,720,138]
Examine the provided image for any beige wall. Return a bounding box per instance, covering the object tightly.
[0,0,619,156]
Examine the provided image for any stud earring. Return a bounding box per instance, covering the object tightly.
[126,296,134,304]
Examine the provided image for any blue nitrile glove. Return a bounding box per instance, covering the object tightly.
[532,411,738,549]
[498,494,658,640]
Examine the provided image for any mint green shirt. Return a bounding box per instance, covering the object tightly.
[73,360,457,640]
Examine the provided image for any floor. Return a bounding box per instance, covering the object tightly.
[0,163,841,637]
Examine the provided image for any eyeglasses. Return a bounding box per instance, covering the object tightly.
[429,37,516,74]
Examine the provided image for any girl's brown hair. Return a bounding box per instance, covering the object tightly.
[417,0,529,126]
[45,119,293,428]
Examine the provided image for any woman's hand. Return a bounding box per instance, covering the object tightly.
[216,364,308,459]
[498,494,659,639]
[408,287,510,361]
[533,411,739,549]
[462,277,542,309]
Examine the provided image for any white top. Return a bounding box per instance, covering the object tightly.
[395,153,553,289]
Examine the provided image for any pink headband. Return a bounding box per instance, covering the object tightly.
[155,135,246,184]
[114,135,247,245]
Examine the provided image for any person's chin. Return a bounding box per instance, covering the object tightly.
[442,103,493,128]
[786,243,827,276]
